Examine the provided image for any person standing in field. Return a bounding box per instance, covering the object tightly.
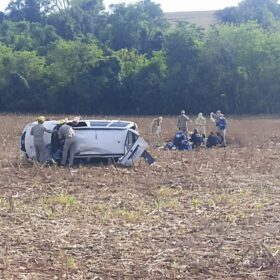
[210,110,228,146]
[151,116,163,147]
[195,113,206,136]
[177,110,191,136]
[51,118,67,160]
[58,119,77,167]
[30,116,53,163]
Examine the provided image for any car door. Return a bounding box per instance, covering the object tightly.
[118,131,148,166]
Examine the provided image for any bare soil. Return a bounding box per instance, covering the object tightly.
[0,115,279,279]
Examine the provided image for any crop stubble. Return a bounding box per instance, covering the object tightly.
[0,115,279,279]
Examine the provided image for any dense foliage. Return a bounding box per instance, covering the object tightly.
[1,0,280,114]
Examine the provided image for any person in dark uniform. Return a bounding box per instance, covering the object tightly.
[206,132,221,148]
[190,129,203,149]
[51,119,66,160]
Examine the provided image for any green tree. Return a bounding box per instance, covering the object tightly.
[47,0,105,40]
[125,50,167,114]
[164,22,204,113]
[103,0,168,54]
[6,0,52,22]
[46,39,106,113]
[0,44,47,111]
[216,0,280,28]
[201,22,280,114]
[113,48,167,114]
[0,20,59,52]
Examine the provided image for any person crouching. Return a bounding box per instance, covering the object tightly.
[190,129,203,149]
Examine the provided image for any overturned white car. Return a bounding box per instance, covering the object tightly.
[20,119,154,167]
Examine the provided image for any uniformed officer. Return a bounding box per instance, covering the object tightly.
[195,113,206,136]
[30,116,53,163]
[177,110,191,135]
[151,116,163,147]
[58,120,77,167]
[210,110,228,146]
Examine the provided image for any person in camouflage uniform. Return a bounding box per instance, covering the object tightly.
[177,110,191,135]
[195,113,206,136]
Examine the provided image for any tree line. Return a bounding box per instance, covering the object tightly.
[0,0,280,115]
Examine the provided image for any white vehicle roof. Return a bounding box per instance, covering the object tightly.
[23,119,137,130]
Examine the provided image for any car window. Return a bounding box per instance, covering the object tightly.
[68,121,88,127]
[109,121,130,128]
[90,121,110,127]
[125,131,138,152]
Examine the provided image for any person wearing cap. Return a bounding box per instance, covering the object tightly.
[177,110,191,135]
[195,113,206,136]
[151,116,163,147]
[210,110,228,146]
[58,119,77,167]
[30,116,53,163]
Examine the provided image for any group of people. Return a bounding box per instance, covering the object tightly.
[151,110,228,149]
[31,110,228,166]
[30,116,79,167]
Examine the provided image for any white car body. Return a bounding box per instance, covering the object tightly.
[20,119,150,166]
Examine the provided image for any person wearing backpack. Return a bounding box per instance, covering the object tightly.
[210,110,228,146]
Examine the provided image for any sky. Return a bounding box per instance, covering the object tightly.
[0,0,243,13]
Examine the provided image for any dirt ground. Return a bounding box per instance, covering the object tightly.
[0,115,279,279]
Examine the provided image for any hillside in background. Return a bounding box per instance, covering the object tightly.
[165,10,218,28]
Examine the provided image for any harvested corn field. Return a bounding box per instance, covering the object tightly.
[0,115,279,279]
